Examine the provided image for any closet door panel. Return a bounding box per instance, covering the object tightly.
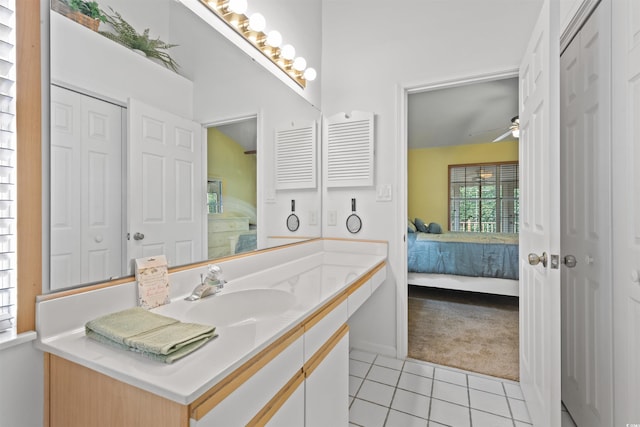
[612,0,640,424]
[560,3,613,427]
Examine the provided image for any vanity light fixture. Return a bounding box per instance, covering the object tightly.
[293,56,307,71]
[203,0,317,87]
[266,30,282,48]
[227,0,247,14]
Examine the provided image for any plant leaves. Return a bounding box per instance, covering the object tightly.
[99,7,180,72]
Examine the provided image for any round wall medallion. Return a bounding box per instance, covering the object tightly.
[346,213,362,234]
[286,213,300,232]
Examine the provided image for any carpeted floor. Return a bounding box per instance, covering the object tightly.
[408,285,520,381]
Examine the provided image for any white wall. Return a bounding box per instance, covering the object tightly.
[0,339,44,427]
[320,0,543,356]
[50,12,193,116]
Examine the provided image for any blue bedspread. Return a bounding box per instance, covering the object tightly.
[407,232,519,280]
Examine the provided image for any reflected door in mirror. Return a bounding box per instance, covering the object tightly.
[50,86,124,290]
[128,99,204,272]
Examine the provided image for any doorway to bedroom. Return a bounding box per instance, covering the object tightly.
[206,116,258,260]
[405,75,521,381]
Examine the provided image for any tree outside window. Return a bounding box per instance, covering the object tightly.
[449,162,519,233]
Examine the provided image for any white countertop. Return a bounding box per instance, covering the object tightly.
[35,240,386,405]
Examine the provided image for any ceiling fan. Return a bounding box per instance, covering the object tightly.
[492,115,520,142]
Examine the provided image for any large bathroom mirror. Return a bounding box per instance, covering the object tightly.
[47,0,322,292]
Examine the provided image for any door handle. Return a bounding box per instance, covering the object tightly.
[563,255,577,268]
[133,232,145,241]
[528,252,548,267]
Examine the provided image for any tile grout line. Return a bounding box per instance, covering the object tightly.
[380,356,405,426]
[349,354,376,411]
[503,381,517,427]
[467,373,474,427]
[426,365,436,425]
[350,351,531,426]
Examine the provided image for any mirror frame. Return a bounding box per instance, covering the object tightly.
[16,0,43,333]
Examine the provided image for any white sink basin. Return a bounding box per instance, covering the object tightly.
[185,289,296,327]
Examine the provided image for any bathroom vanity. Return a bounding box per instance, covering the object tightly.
[36,238,387,426]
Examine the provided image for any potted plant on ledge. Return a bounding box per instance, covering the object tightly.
[99,8,180,73]
[51,0,106,32]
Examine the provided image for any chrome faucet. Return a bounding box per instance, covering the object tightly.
[184,265,227,301]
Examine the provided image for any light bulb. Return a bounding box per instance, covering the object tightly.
[281,44,296,60]
[303,67,317,81]
[512,128,520,138]
[248,13,266,32]
[228,0,247,14]
[293,57,307,71]
[266,30,282,48]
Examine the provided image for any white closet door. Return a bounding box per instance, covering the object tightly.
[128,99,204,271]
[518,0,561,425]
[50,86,123,290]
[612,0,640,424]
[560,3,613,426]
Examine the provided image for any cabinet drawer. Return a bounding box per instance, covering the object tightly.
[305,330,349,427]
[370,264,386,293]
[348,279,372,317]
[304,299,347,363]
[193,335,304,426]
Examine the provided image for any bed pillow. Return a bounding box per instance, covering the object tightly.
[408,219,417,233]
[414,218,429,233]
[427,222,443,234]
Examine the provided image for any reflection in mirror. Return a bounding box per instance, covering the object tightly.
[47,0,321,292]
[207,117,257,259]
[207,179,223,214]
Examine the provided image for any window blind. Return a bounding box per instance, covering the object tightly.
[323,111,374,188]
[275,120,317,190]
[0,0,15,332]
[449,163,519,233]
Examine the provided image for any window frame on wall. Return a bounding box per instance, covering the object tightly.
[448,161,519,233]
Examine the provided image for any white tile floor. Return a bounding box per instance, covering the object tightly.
[348,349,578,427]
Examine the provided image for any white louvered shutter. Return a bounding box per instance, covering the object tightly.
[275,120,317,190]
[0,0,15,332]
[323,111,374,188]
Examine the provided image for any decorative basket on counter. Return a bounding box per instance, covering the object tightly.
[50,0,100,32]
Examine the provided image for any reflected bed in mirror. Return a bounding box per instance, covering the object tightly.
[47,0,321,292]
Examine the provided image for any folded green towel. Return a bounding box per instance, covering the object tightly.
[85,307,217,363]
[85,307,178,345]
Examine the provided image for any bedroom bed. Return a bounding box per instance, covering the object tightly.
[407,231,519,296]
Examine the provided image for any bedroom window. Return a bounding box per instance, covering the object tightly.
[449,162,519,233]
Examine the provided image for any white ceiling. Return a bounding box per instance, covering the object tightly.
[214,117,258,152]
[215,77,519,153]
[408,77,519,149]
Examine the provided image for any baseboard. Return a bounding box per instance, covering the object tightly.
[408,272,519,297]
[349,339,396,358]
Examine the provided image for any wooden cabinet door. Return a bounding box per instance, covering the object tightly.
[305,331,349,427]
